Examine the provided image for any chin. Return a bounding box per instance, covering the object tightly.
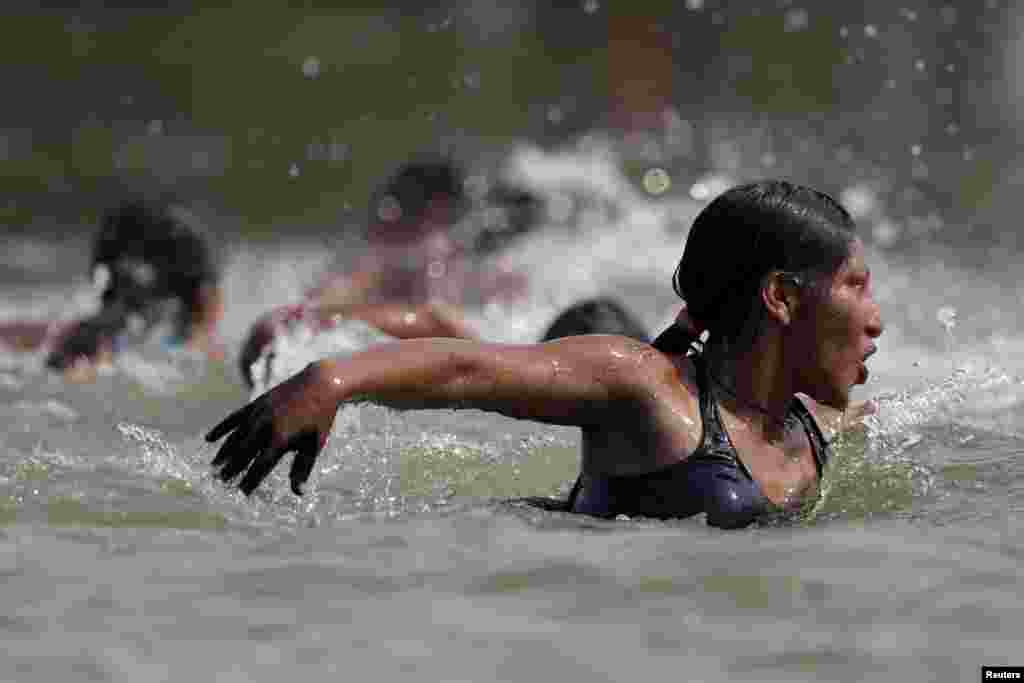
[806,382,851,411]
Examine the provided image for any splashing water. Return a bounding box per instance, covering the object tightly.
[3,137,1024,683]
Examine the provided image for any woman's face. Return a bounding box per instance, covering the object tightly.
[791,238,884,409]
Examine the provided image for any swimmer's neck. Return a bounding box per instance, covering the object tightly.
[706,338,797,438]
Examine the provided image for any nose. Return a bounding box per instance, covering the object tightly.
[867,304,884,338]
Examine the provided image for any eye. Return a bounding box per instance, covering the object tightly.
[851,271,871,293]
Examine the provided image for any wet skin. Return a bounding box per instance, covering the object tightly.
[787,239,883,411]
[207,240,883,503]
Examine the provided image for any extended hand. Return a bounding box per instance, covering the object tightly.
[45,319,114,372]
[206,364,338,495]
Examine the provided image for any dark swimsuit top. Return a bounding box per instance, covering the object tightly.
[567,356,831,529]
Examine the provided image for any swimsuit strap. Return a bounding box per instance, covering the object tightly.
[694,356,831,481]
[563,356,833,512]
[691,355,755,479]
[788,397,832,477]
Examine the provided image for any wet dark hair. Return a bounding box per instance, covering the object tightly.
[368,159,468,226]
[653,180,856,356]
[92,199,218,330]
[540,297,649,343]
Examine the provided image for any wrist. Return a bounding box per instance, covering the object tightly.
[314,358,352,405]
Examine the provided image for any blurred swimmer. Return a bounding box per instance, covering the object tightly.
[314,158,534,307]
[237,158,540,386]
[0,199,224,381]
[238,300,479,390]
[539,296,649,343]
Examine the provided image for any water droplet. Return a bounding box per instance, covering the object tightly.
[642,167,671,195]
[462,72,480,89]
[936,306,957,331]
[899,8,918,21]
[945,122,959,135]
[547,106,564,124]
[686,0,704,10]
[963,147,974,161]
[839,26,849,38]
[784,8,809,32]
[760,152,777,168]
[945,63,956,73]
[582,0,599,13]
[288,163,300,178]
[302,56,321,79]
[147,119,164,136]
[911,144,922,156]
[840,185,877,219]
[377,195,402,222]
[426,16,452,32]
[872,218,901,248]
[689,175,732,201]
[864,24,878,38]
[885,78,897,89]
[92,263,110,290]
[914,58,926,71]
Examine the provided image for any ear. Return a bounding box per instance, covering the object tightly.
[761,271,800,326]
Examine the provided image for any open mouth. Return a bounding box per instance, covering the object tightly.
[857,345,878,384]
[857,362,869,384]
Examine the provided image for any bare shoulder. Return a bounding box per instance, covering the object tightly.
[558,334,701,421]
[538,334,692,391]
[563,336,703,474]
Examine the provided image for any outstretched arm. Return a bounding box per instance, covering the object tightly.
[0,321,54,352]
[313,301,478,341]
[318,335,649,422]
[209,334,665,495]
[2,318,118,383]
[237,300,478,388]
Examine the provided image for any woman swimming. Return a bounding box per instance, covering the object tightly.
[206,180,883,528]
[0,199,224,380]
[236,159,537,386]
